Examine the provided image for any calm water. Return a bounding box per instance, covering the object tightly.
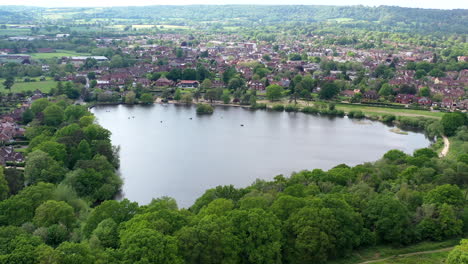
[92,104,430,207]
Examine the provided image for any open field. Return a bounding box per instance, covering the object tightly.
[334,103,444,119]
[0,28,31,36]
[30,50,90,59]
[446,137,468,160]
[256,99,444,119]
[0,80,56,93]
[367,251,449,264]
[327,238,460,264]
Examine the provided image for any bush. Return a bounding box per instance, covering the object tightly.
[251,103,267,110]
[348,110,365,119]
[321,109,345,117]
[272,104,285,111]
[196,104,214,114]
[382,114,396,124]
[301,106,319,114]
[285,104,299,112]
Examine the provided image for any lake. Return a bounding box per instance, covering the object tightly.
[91,104,430,207]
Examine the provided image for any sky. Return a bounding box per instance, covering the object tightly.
[0,0,467,9]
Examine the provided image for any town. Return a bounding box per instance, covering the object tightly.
[0,5,466,264]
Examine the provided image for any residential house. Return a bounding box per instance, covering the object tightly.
[177,80,199,88]
[395,94,415,104]
[154,77,174,87]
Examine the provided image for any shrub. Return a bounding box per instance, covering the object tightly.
[285,104,300,112]
[196,104,214,114]
[348,110,365,119]
[382,114,396,124]
[301,106,319,114]
[251,103,267,110]
[272,104,285,111]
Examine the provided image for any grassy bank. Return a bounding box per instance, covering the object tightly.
[256,99,443,119]
[334,103,443,119]
[327,238,461,264]
[369,251,449,264]
[446,137,467,160]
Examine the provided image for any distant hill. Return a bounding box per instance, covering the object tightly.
[0,5,467,34]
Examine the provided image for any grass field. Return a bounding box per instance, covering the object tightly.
[256,99,444,119]
[0,28,31,36]
[334,103,444,119]
[0,80,56,93]
[327,238,460,264]
[446,137,468,160]
[369,251,449,264]
[30,50,90,59]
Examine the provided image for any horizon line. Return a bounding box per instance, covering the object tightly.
[0,4,466,10]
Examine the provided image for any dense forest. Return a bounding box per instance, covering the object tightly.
[0,96,466,263]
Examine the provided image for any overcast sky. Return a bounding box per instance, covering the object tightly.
[1,0,466,9]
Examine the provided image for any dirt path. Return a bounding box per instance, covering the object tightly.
[357,247,454,264]
[439,136,450,158]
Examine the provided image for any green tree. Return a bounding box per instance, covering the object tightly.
[378,83,393,97]
[3,76,14,91]
[64,105,88,122]
[441,112,466,136]
[364,195,413,244]
[55,242,95,264]
[201,79,212,90]
[43,105,64,126]
[222,90,231,104]
[110,54,124,68]
[229,208,282,264]
[77,140,92,161]
[176,214,240,264]
[34,200,75,228]
[266,84,284,101]
[140,93,154,104]
[419,86,431,97]
[22,108,34,124]
[0,166,9,201]
[83,199,138,237]
[120,227,183,264]
[424,184,464,208]
[31,98,50,115]
[447,239,468,264]
[227,77,244,90]
[24,150,67,185]
[319,82,340,100]
[174,89,182,101]
[181,92,193,105]
[284,197,363,263]
[91,218,119,248]
[125,91,136,104]
[33,141,67,165]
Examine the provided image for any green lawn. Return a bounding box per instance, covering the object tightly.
[256,100,444,119]
[0,80,56,93]
[327,238,460,264]
[30,50,90,59]
[370,251,449,264]
[335,103,444,119]
[446,137,468,160]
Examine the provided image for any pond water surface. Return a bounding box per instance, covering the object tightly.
[91,104,430,207]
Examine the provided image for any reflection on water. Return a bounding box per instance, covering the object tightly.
[92,104,430,208]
